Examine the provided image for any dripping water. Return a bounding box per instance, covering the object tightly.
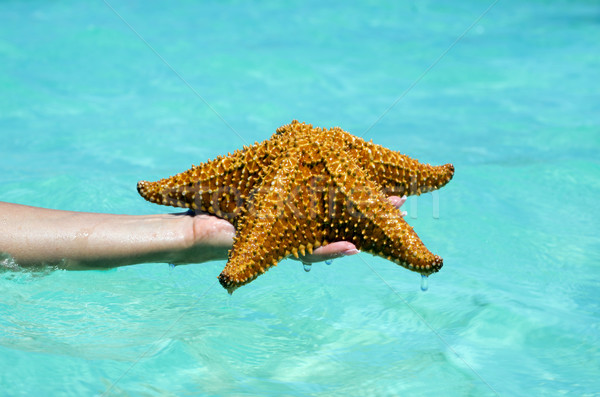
[302,262,312,272]
[420,274,429,291]
[325,259,333,266]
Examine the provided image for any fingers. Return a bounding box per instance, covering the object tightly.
[388,195,406,209]
[388,195,408,217]
[297,241,359,264]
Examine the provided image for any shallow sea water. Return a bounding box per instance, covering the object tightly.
[1,1,599,395]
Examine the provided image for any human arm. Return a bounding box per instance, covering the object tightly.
[0,202,234,269]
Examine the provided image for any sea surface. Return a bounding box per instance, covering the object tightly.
[1,1,599,395]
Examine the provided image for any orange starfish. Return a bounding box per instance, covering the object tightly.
[137,120,454,292]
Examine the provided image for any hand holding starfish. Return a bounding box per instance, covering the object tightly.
[0,196,406,269]
[179,195,408,266]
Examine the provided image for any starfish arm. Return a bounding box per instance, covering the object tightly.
[347,135,454,197]
[324,149,443,275]
[277,121,454,197]
[137,150,247,215]
[136,139,283,222]
[218,155,308,293]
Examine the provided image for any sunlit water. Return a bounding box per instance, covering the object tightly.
[1,1,599,395]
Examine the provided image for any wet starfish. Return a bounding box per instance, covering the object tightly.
[137,120,454,292]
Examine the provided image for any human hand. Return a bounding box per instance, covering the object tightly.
[175,195,408,265]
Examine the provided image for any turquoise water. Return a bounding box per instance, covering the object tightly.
[1,0,599,395]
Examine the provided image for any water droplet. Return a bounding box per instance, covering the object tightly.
[302,262,312,272]
[325,259,333,266]
[169,263,176,270]
[420,274,429,291]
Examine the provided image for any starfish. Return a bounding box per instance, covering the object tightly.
[137,120,454,292]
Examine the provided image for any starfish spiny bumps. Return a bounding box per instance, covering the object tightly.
[137,120,454,292]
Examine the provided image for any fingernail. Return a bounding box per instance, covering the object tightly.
[400,210,408,217]
[342,248,360,256]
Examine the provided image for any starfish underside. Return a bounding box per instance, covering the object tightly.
[137,121,454,292]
